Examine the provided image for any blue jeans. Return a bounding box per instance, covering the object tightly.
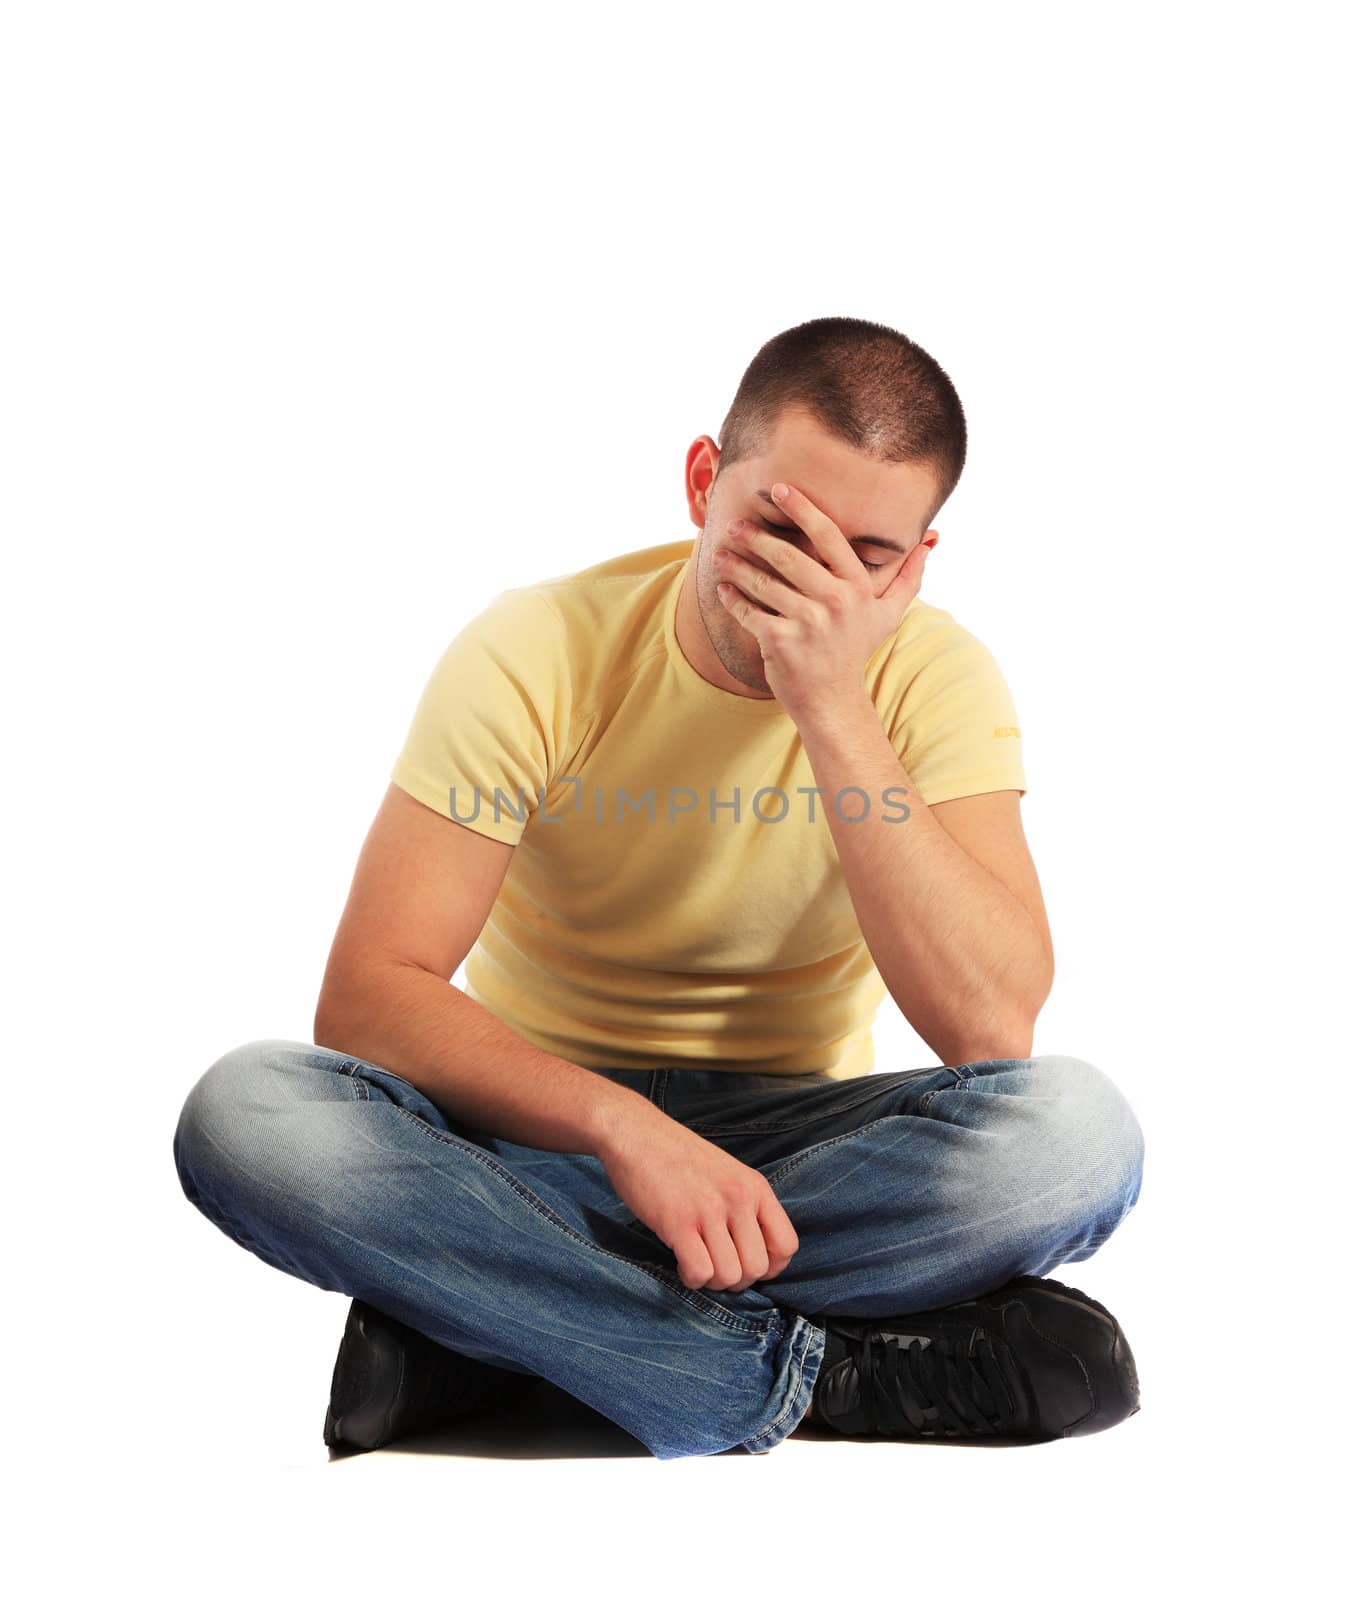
[171,1041,1144,1460]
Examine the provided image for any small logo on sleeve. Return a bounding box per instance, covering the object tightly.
[993,726,1021,738]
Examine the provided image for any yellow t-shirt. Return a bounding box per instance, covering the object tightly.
[389,538,1026,1080]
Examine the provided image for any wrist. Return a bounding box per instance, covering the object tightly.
[793,682,876,734]
[584,1078,657,1159]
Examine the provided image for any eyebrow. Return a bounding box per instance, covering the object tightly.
[755,488,909,554]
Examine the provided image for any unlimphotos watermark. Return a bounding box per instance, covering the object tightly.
[448,776,913,827]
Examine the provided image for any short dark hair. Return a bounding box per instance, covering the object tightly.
[713,316,967,532]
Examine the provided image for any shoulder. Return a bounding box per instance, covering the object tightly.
[521,538,690,627]
[872,596,1020,738]
[424,540,687,716]
[878,596,1005,683]
[490,537,689,671]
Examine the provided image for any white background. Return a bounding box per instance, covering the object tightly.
[5,2,1345,1594]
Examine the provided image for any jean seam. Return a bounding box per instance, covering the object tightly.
[382,1100,772,1337]
[763,1120,892,1190]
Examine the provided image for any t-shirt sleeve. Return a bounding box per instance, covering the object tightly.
[389,587,573,845]
[884,625,1027,806]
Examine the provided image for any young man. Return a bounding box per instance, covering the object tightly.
[173,317,1145,1461]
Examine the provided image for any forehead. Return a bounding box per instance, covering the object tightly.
[740,407,939,536]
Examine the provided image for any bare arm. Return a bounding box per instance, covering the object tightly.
[795,693,1054,1065]
[313,783,648,1156]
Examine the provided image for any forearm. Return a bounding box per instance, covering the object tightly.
[313,964,650,1157]
[797,692,1052,1065]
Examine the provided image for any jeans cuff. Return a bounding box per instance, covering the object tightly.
[738,1312,826,1454]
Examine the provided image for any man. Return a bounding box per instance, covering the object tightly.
[173,316,1145,1461]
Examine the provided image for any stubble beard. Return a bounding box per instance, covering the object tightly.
[696,554,773,695]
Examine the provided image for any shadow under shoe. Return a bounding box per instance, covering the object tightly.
[323,1298,545,1453]
[811,1274,1140,1443]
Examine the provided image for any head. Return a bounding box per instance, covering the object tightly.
[684,316,966,695]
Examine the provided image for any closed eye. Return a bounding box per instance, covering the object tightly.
[758,519,889,570]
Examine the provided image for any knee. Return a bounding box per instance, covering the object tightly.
[1017,1053,1145,1217]
[171,1038,309,1206]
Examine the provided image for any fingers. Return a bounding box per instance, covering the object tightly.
[757,1191,800,1280]
[723,1207,771,1292]
[699,1214,745,1289]
[672,1226,715,1291]
[673,1215,762,1291]
[671,1191,800,1293]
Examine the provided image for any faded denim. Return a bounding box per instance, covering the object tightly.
[172,1042,1144,1459]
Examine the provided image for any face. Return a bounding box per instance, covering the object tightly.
[688,404,941,695]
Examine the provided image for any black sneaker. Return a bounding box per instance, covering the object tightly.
[810,1274,1140,1443]
[323,1298,543,1452]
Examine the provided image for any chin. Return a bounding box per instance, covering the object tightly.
[702,590,770,690]
[728,653,771,694]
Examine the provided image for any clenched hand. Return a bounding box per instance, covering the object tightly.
[600,1103,800,1293]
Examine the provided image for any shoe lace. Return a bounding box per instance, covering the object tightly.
[856,1324,1030,1438]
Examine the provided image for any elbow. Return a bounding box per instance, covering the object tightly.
[313,950,398,1052]
[314,983,363,1055]
[313,958,435,1055]
[999,947,1054,1057]
[940,946,1051,1067]
[944,1026,1035,1067]
[313,1005,352,1055]
[995,978,1050,1061]
[944,995,1045,1068]
[994,1016,1037,1061]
